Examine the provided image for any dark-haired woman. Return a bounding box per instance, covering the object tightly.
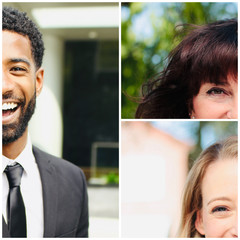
[136,19,238,119]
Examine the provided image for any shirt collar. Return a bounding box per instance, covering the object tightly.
[2,134,35,174]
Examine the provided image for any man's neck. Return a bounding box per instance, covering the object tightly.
[2,129,28,160]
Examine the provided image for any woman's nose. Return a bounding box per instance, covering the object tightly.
[230,214,238,237]
[227,97,238,119]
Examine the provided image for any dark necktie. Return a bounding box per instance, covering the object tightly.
[5,163,27,237]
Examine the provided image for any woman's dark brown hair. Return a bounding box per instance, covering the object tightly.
[136,19,237,119]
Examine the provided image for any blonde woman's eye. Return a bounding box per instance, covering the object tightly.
[212,206,228,213]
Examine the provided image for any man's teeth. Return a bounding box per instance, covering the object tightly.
[2,103,18,110]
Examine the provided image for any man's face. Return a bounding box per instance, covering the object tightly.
[2,30,43,145]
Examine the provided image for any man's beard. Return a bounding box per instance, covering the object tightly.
[2,91,36,145]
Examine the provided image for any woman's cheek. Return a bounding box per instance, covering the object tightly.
[203,217,229,238]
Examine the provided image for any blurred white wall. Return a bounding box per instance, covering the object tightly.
[42,35,64,106]
[29,35,64,157]
[121,122,190,237]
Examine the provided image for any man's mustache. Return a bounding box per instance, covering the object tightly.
[2,91,25,105]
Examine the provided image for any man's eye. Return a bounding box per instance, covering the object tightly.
[11,67,26,71]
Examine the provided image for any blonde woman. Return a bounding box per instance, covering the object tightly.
[178,136,238,237]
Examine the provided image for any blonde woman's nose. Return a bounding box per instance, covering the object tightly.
[230,214,238,237]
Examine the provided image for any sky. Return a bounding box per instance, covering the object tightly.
[122,2,238,41]
[151,121,237,149]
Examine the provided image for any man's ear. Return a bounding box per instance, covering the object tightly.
[35,67,44,96]
[195,210,205,235]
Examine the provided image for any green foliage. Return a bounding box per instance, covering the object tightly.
[188,121,238,169]
[102,172,119,184]
[121,2,237,118]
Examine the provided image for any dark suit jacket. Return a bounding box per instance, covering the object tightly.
[3,146,89,238]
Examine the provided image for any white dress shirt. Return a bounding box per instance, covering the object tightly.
[2,135,44,237]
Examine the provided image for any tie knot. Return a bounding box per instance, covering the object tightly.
[5,164,24,188]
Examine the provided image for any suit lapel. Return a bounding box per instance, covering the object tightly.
[33,147,58,237]
[2,216,10,238]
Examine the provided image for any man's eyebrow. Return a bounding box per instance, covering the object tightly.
[10,58,31,67]
[207,197,231,206]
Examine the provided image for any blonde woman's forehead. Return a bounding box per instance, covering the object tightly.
[201,159,237,207]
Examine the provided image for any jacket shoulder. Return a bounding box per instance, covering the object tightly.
[32,145,86,184]
[32,146,89,237]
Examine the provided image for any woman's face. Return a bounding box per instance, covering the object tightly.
[195,159,238,238]
[192,79,238,119]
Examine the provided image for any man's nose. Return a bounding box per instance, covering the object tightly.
[2,71,15,94]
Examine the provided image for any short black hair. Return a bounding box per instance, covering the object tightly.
[3,6,44,69]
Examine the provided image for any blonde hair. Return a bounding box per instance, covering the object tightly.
[178,136,238,237]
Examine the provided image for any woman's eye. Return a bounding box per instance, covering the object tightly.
[211,206,231,217]
[206,88,227,96]
[212,206,228,213]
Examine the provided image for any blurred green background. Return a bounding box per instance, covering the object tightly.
[121,2,238,118]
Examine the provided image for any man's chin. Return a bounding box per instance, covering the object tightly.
[2,123,26,145]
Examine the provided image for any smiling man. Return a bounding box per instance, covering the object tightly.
[2,7,88,238]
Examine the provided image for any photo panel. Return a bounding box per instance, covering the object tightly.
[2,2,119,238]
[121,121,238,237]
[121,2,237,119]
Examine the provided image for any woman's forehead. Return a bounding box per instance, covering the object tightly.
[201,159,237,205]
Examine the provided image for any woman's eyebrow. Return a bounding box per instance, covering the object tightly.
[215,82,230,86]
[207,82,230,87]
[208,197,231,205]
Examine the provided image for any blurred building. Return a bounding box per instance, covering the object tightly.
[3,2,119,179]
[121,121,191,237]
